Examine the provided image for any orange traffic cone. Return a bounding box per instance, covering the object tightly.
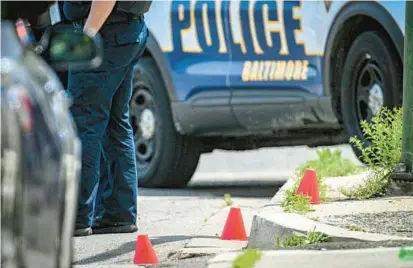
[296,168,321,204]
[133,234,159,265]
[220,207,248,241]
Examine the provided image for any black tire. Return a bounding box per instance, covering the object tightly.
[130,57,202,188]
[340,31,403,161]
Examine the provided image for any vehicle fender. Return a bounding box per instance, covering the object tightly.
[144,31,178,102]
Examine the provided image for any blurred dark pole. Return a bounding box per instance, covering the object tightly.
[393,1,413,182]
[401,1,413,174]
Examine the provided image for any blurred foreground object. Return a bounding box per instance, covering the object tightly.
[1,15,103,268]
[393,0,413,181]
[400,1,413,175]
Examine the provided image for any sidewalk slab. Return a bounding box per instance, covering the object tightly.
[171,206,252,259]
[248,172,413,250]
[73,265,144,268]
[271,171,372,204]
[170,200,266,260]
[206,247,412,268]
[306,196,413,217]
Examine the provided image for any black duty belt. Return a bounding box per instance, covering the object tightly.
[106,11,144,24]
[80,11,143,25]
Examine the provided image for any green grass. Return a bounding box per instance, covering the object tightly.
[281,148,362,214]
[275,228,329,248]
[297,148,363,179]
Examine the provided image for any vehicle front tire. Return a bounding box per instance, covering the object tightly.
[130,58,202,188]
[340,31,403,161]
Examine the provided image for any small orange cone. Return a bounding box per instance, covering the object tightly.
[220,207,248,241]
[133,234,159,265]
[296,168,321,204]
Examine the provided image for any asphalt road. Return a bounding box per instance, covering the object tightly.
[73,144,360,267]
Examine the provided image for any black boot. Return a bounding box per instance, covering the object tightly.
[93,223,138,234]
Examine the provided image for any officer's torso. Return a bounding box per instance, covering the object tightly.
[63,1,152,23]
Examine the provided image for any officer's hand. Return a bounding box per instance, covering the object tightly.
[83,27,98,38]
[83,0,116,37]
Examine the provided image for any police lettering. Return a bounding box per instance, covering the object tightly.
[242,60,309,81]
[170,0,303,56]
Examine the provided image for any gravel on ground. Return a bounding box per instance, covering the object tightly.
[275,240,413,251]
[318,211,413,238]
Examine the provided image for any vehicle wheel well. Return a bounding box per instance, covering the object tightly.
[328,15,402,123]
[139,48,188,136]
[141,48,172,102]
[142,47,175,102]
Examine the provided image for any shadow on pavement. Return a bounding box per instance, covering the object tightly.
[73,240,136,265]
[73,235,217,265]
[189,180,283,198]
[150,235,217,246]
[139,179,284,198]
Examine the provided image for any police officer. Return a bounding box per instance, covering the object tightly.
[62,0,151,236]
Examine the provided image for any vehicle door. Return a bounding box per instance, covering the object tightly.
[144,0,236,132]
[146,0,231,102]
[228,0,323,130]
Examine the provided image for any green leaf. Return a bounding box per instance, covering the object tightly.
[232,249,262,268]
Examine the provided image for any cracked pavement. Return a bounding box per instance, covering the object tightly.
[72,145,359,267]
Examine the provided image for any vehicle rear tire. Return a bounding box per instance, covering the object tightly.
[340,31,403,161]
[131,57,202,188]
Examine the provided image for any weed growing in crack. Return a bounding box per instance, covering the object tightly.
[340,107,403,199]
[282,186,315,214]
[275,227,329,248]
[346,225,362,232]
[310,216,320,222]
[221,193,234,208]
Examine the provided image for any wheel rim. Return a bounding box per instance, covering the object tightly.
[130,87,157,170]
[354,56,384,123]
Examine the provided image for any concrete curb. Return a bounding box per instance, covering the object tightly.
[206,247,412,268]
[248,173,413,250]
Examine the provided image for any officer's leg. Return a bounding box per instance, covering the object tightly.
[69,65,132,236]
[94,135,112,222]
[93,23,148,234]
[92,65,138,232]
[67,70,111,234]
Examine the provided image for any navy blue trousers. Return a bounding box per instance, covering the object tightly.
[67,18,148,228]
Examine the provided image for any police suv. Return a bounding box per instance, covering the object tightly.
[132,0,404,188]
